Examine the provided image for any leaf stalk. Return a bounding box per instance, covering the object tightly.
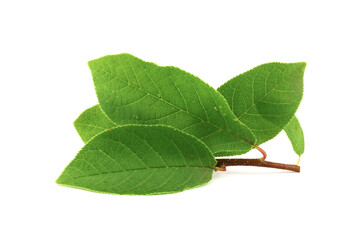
[254,145,267,161]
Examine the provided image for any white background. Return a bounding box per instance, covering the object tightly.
[1,1,359,239]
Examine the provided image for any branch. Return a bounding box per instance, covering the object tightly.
[215,158,300,173]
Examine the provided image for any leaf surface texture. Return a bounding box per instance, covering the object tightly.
[284,116,305,156]
[88,53,256,156]
[74,105,116,142]
[57,125,216,195]
[217,62,305,145]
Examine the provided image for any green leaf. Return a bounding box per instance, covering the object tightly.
[284,116,304,156]
[74,105,116,143]
[217,62,305,145]
[88,53,256,156]
[56,125,216,195]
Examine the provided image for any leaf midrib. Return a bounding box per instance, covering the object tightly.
[93,64,254,147]
[76,122,109,130]
[62,166,213,181]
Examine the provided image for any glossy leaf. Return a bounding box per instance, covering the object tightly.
[88,53,256,156]
[74,105,115,143]
[284,116,304,156]
[56,125,216,195]
[217,62,305,145]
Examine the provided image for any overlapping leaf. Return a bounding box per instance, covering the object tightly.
[74,105,116,142]
[88,53,256,156]
[56,125,216,195]
[217,62,305,145]
[284,116,305,156]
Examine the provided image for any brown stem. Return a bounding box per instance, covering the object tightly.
[215,158,300,173]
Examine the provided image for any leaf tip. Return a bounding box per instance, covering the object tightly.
[295,61,307,72]
[55,171,68,185]
[87,59,97,69]
[55,176,62,185]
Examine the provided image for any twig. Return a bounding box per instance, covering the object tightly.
[215,158,300,172]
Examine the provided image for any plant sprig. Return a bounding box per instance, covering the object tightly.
[57,53,305,195]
